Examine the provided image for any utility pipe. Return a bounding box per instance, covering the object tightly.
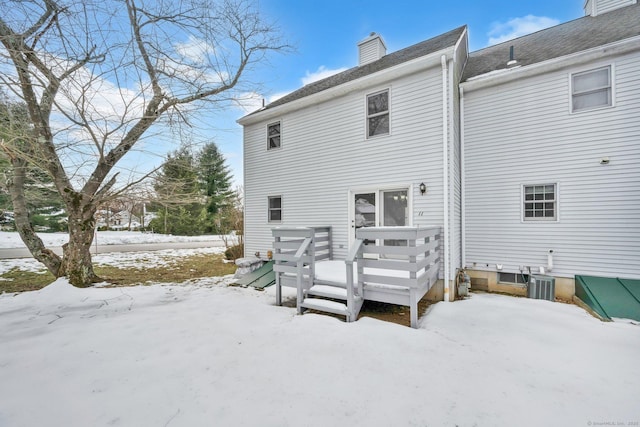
[441,54,450,302]
[460,86,466,269]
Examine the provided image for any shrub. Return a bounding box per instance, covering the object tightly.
[225,243,244,260]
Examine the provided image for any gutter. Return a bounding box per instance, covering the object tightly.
[441,54,450,303]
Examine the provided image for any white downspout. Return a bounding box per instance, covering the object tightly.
[460,86,466,269]
[441,54,450,302]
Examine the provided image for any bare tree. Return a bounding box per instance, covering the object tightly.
[0,0,286,286]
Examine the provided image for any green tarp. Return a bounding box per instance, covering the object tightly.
[575,275,640,321]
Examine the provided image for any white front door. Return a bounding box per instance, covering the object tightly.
[350,187,410,246]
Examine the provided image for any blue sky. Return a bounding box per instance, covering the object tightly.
[195,0,587,187]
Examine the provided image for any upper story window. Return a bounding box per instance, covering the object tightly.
[366,89,389,138]
[268,196,282,222]
[571,66,612,113]
[523,184,557,221]
[267,121,281,150]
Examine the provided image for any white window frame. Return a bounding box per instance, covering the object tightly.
[348,183,413,248]
[570,65,613,113]
[365,88,390,139]
[267,121,281,150]
[521,183,559,222]
[268,195,282,223]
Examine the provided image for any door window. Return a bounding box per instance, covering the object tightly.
[351,188,409,247]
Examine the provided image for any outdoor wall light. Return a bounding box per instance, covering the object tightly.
[419,182,426,195]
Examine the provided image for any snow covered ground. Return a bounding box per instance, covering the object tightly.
[0,231,229,275]
[0,230,224,249]
[1,277,638,426]
[1,231,638,425]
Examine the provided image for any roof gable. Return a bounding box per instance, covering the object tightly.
[248,25,466,115]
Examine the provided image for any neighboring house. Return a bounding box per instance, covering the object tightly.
[95,209,143,230]
[238,0,640,302]
[460,0,640,298]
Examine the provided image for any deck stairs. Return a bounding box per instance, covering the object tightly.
[272,226,442,328]
[302,281,363,319]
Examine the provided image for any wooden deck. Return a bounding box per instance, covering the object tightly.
[272,226,441,328]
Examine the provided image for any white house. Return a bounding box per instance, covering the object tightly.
[239,26,468,302]
[238,0,640,305]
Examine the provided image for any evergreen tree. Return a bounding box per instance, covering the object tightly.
[197,142,234,233]
[0,92,65,230]
[150,145,207,235]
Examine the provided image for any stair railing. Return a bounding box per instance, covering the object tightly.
[345,238,364,321]
[293,237,312,314]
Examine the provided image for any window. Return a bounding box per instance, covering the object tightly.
[366,89,389,138]
[571,66,612,113]
[523,184,557,221]
[268,196,282,222]
[498,272,530,285]
[267,122,281,150]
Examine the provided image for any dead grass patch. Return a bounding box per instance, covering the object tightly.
[0,270,55,293]
[0,253,236,293]
[287,296,438,328]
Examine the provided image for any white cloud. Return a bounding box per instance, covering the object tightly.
[174,35,216,64]
[234,92,264,113]
[234,91,292,114]
[233,66,345,114]
[301,65,347,86]
[268,91,291,103]
[487,15,560,45]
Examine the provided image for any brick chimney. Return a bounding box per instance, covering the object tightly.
[358,32,387,66]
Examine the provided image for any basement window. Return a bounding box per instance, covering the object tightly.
[366,89,389,138]
[571,66,612,113]
[498,272,529,285]
[268,196,282,222]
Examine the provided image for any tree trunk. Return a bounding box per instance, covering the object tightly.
[61,205,99,287]
[8,158,63,276]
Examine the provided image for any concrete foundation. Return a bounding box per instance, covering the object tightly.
[464,269,575,301]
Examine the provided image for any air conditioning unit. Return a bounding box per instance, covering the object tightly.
[528,275,555,301]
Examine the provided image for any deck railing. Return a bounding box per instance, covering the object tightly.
[271,225,441,327]
[351,226,442,327]
[271,226,332,308]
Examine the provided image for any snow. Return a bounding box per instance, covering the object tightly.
[0,231,227,275]
[1,279,639,426]
[315,259,411,284]
[0,230,224,249]
[1,231,638,425]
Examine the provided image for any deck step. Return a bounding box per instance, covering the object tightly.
[301,298,349,316]
[307,284,348,300]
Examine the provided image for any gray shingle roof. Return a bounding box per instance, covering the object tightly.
[257,25,466,112]
[463,2,640,81]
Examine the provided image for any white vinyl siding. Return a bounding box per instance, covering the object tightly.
[571,66,612,113]
[243,69,446,260]
[462,52,640,279]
